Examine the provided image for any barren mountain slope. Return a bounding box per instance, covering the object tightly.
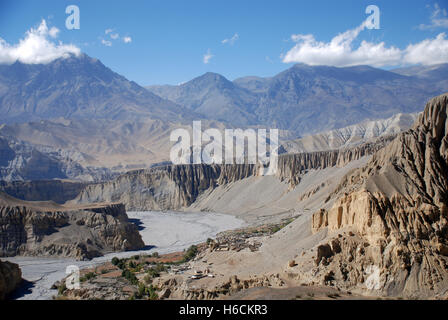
[149,64,447,135]
[0,54,193,124]
[282,113,418,153]
[301,93,448,298]
[0,118,232,171]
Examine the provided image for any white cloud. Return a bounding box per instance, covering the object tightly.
[403,33,448,65]
[222,33,239,45]
[418,3,448,30]
[283,19,448,67]
[283,21,402,67]
[0,19,80,64]
[101,39,112,47]
[203,49,214,64]
[103,29,132,45]
[48,27,59,38]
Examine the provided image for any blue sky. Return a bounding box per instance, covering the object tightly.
[0,0,447,85]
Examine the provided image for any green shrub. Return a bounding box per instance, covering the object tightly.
[112,257,126,270]
[271,226,281,233]
[80,272,96,282]
[136,283,146,299]
[146,269,160,278]
[183,245,198,262]
[147,284,158,300]
[122,269,139,285]
[58,283,67,295]
[134,283,158,300]
[155,263,166,272]
[144,274,153,284]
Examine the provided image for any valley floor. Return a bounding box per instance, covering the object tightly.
[5,211,244,300]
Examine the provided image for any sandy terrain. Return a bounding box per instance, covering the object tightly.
[190,157,369,225]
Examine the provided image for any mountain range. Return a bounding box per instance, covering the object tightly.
[1,53,446,136]
[148,63,448,135]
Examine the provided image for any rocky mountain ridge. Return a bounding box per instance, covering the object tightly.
[148,63,447,135]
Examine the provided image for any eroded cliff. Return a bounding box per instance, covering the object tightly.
[0,192,145,260]
[73,140,387,211]
[307,93,448,298]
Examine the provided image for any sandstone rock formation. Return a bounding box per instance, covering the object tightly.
[0,192,144,260]
[0,259,21,300]
[309,93,448,298]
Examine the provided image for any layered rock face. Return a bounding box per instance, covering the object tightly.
[310,94,448,297]
[74,164,257,211]
[0,192,144,260]
[0,180,88,204]
[0,259,21,300]
[277,136,393,187]
[73,140,385,211]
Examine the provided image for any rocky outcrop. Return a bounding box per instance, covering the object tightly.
[0,259,21,300]
[0,192,145,260]
[153,274,285,300]
[309,93,448,298]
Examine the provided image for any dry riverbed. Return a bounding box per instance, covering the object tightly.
[5,211,245,300]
